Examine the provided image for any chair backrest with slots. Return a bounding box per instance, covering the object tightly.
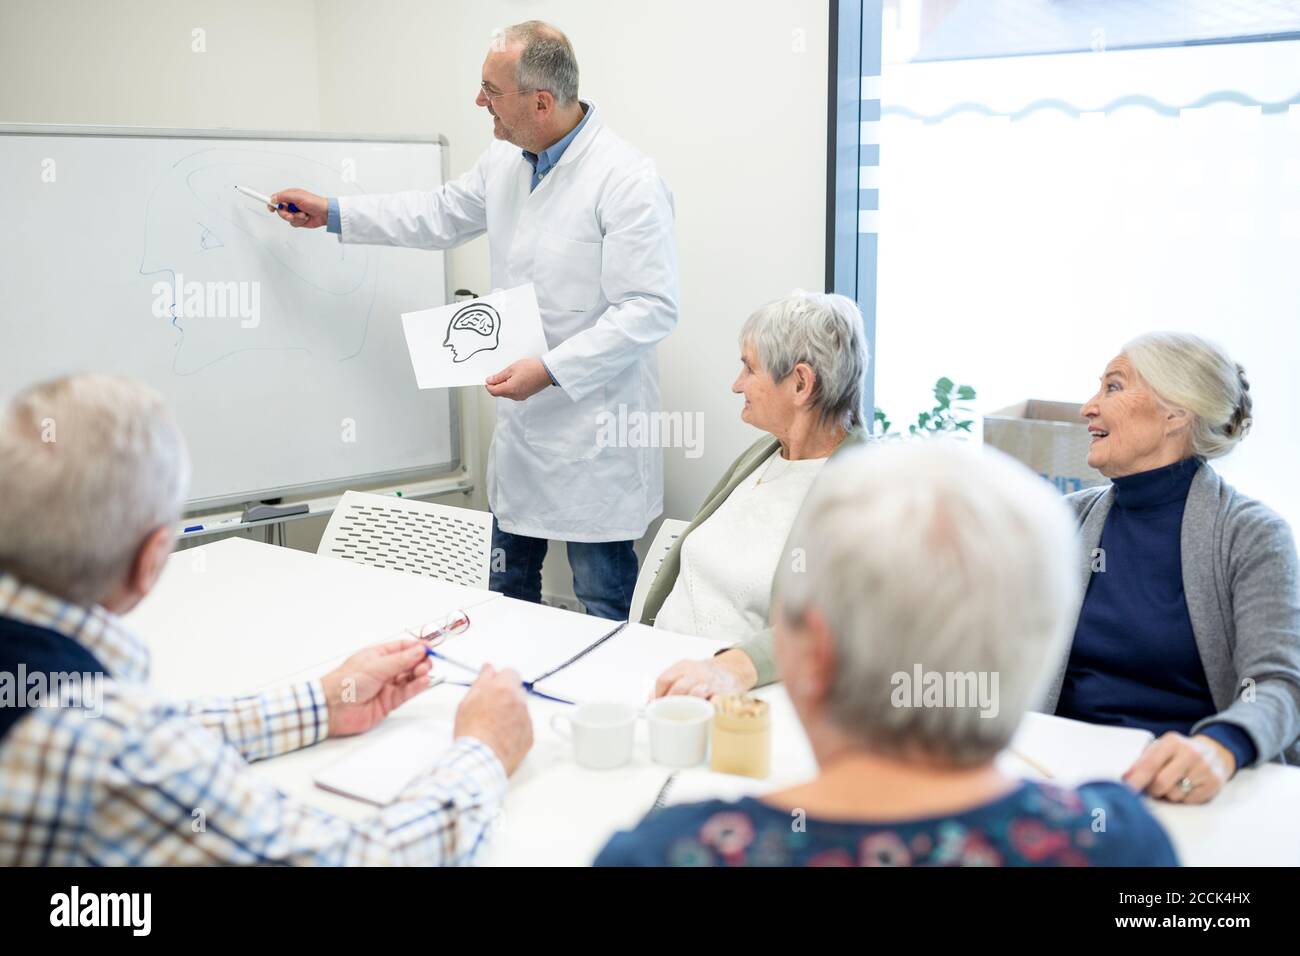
[628,517,690,623]
[318,491,492,589]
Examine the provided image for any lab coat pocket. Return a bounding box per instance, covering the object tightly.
[524,381,607,461]
[536,232,603,313]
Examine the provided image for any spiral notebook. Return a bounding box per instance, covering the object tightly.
[423,598,727,706]
[529,622,729,706]
[429,597,620,681]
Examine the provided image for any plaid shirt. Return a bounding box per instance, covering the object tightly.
[0,573,507,866]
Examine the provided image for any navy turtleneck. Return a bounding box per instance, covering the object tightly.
[1056,456,1256,770]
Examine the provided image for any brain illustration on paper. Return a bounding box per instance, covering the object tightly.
[139,147,377,375]
[443,302,501,362]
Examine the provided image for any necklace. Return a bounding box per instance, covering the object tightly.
[755,451,793,485]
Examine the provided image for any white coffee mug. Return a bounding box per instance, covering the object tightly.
[645,695,713,768]
[550,701,637,770]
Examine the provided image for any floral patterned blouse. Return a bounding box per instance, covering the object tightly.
[593,781,1178,867]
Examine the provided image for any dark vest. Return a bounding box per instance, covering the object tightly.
[0,614,108,742]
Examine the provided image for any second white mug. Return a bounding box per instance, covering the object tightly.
[645,695,713,768]
[550,701,637,770]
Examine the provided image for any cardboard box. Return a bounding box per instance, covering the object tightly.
[983,400,1108,495]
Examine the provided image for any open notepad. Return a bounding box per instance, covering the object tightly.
[529,622,730,706]
[314,718,454,805]
[429,597,620,682]
[998,712,1155,786]
[430,599,729,707]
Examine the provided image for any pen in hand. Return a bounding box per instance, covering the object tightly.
[235,184,301,214]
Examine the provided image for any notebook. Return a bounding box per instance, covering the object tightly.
[429,597,620,681]
[530,622,730,706]
[313,717,454,806]
[998,712,1155,786]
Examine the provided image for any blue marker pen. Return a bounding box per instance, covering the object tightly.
[182,517,244,534]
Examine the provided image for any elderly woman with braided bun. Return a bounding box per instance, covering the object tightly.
[1047,332,1300,805]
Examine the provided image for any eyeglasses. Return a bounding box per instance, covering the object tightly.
[480,82,536,102]
[407,609,471,648]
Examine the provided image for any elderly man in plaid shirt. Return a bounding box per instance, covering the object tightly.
[0,374,533,865]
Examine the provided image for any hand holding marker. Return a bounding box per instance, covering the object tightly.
[235,185,301,214]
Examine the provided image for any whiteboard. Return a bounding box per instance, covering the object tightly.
[0,125,459,508]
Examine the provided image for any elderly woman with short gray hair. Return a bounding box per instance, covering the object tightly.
[643,292,870,698]
[598,442,1177,866]
[1051,332,1300,804]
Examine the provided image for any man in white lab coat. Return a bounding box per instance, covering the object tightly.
[271,21,679,620]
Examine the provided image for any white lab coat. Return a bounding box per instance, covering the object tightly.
[336,104,679,542]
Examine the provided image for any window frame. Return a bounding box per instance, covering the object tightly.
[826,0,883,429]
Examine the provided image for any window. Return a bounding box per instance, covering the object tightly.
[834,0,1300,532]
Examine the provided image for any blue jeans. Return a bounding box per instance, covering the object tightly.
[489,519,638,621]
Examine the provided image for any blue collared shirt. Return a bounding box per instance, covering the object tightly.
[522,102,591,192]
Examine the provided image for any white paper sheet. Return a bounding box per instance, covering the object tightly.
[401,284,550,389]
[428,597,625,684]
[313,717,454,805]
[531,622,730,707]
[998,711,1155,786]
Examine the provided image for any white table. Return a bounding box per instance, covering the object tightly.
[126,538,1300,866]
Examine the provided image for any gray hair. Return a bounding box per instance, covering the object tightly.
[502,21,579,107]
[775,441,1080,766]
[0,374,190,607]
[740,292,869,431]
[1122,331,1252,460]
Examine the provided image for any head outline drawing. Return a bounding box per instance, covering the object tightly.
[443,302,502,363]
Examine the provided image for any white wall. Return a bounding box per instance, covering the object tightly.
[0,0,829,604]
[0,0,321,128]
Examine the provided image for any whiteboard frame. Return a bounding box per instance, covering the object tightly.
[1,123,465,512]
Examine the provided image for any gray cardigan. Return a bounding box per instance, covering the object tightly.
[1044,461,1300,766]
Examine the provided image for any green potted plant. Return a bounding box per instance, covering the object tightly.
[874,377,977,437]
